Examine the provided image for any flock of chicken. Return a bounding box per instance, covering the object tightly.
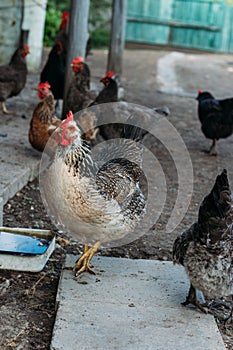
[1,11,233,320]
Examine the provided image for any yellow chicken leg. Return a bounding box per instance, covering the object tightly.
[2,102,11,114]
[73,241,101,276]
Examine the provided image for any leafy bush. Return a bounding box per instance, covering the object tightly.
[44,0,69,46]
[43,0,111,48]
[91,28,110,48]
[44,8,62,47]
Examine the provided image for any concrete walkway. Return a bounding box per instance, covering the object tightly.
[0,73,41,225]
[51,255,225,350]
[0,115,40,225]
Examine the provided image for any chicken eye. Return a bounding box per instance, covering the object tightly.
[69,126,76,132]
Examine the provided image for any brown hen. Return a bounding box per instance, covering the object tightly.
[29,82,61,152]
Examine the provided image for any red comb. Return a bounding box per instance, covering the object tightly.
[60,11,69,29]
[198,89,203,94]
[66,110,73,121]
[105,71,115,78]
[60,111,74,127]
[62,11,69,19]
[37,82,51,90]
[72,56,84,65]
[24,44,30,51]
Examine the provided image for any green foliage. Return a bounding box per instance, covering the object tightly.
[44,8,61,47]
[89,0,111,29]
[43,0,111,48]
[91,28,110,48]
[89,0,111,48]
[44,0,70,47]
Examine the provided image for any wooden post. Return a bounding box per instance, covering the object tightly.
[62,0,90,117]
[20,29,29,47]
[107,0,127,76]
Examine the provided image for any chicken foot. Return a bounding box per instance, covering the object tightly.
[182,284,209,314]
[73,241,101,276]
[208,297,233,324]
[2,101,12,114]
[223,296,233,324]
[1,102,11,114]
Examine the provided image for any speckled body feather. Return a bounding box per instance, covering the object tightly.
[173,169,233,299]
[64,62,96,115]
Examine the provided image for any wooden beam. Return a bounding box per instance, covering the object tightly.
[62,0,90,117]
[107,0,127,76]
[127,17,220,32]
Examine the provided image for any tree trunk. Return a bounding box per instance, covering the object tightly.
[107,0,127,76]
[62,0,90,118]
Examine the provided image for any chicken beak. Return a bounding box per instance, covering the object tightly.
[48,125,59,136]
[52,126,62,134]
[49,125,63,142]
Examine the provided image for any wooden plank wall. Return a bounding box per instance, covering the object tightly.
[125,0,233,53]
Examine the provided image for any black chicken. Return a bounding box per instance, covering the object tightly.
[40,41,66,102]
[54,11,92,59]
[54,11,69,57]
[90,71,118,107]
[89,71,120,140]
[173,169,233,314]
[196,90,233,155]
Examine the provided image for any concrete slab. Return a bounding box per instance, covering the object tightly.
[51,256,226,350]
[0,197,3,226]
[0,76,42,216]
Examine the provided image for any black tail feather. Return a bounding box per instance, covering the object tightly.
[198,169,231,223]
[122,115,146,142]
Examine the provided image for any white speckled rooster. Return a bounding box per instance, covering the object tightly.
[42,111,146,275]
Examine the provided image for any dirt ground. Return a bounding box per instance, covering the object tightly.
[1,48,233,349]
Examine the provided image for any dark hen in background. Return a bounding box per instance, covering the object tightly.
[173,169,233,316]
[54,11,92,59]
[196,90,233,155]
[89,71,120,140]
[40,41,66,102]
[64,56,96,116]
[0,44,30,114]
[89,71,118,107]
[40,11,92,106]
[29,82,60,152]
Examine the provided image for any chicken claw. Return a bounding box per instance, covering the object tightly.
[2,102,11,114]
[73,241,101,276]
[208,139,217,156]
[182,284,209,314]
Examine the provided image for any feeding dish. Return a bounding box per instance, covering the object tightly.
[0,227,55,272]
